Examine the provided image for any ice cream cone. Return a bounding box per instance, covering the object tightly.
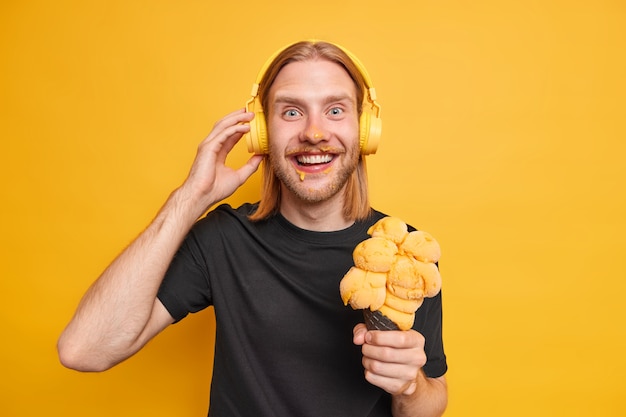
[363,309,399,331]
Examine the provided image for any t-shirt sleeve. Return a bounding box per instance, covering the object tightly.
[404,222,447,378]
[157,229,212,323]
[414,290,447,378]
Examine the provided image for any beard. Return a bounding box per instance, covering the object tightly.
[268,144,360,204]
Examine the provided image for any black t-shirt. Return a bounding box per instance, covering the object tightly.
[158,203,447,416]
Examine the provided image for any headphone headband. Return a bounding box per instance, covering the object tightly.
[250,41,379,112]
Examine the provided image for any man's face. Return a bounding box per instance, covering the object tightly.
[266,59,361,204]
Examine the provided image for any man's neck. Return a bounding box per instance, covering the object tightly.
[279,192,354,232]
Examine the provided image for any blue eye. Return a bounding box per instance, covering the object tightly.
[284,109,300,118]
[329,107,343,116]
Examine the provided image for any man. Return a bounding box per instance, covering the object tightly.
[58,40,448,416]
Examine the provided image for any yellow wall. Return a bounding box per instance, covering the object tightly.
[2,1,624,416]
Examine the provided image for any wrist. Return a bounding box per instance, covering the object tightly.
[153,187,208,234]
[170,185,214,220]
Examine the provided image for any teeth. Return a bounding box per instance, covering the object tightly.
[297,154,333,164]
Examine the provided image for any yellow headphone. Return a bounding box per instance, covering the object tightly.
[244,41,382,155]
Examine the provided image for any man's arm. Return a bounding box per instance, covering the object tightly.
[57,109,262,372]
[57,192,200,372]
[353,324,448,417]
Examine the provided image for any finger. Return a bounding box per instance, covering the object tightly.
[217,123,252,155]
[210,109,254,137]
[361,337,427,375]
[233,154,263,183]
[199,110,253,150]
[362,351,421,379]
[353,323,368,345]
[199,122,251,161]
[366,329,425,349]
[364,369,416,396]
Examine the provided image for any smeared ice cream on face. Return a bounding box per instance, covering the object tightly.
[295,161,334,182]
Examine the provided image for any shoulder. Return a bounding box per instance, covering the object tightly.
[368,209,432,233]
[196,202,258,225]
[185,203,260,242]
[365,208,387,225]
[212,202,259,217]
[366,209,420,232]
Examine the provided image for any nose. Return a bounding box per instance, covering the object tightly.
[306,129,325,141]
[303,115,327,143]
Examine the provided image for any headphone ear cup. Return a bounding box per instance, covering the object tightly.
[359,112,382,155]
[246,99,269,154]
[255,110,269,154]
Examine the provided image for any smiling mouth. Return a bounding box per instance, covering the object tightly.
[296,154,334,166]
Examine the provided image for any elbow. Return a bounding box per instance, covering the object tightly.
[57,334,114,372]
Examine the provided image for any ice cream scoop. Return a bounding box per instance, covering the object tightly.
[352,237,398,273]
[367,216,408,244]
[339,267,387,311]
[400,230,441,263]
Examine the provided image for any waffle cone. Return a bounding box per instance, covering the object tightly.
[363,309,399,331]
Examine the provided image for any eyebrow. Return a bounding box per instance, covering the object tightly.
[272,93,356,107]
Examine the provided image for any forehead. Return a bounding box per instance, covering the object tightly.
[268,59,357,104]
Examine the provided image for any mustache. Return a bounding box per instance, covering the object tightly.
[284,146,346,156]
